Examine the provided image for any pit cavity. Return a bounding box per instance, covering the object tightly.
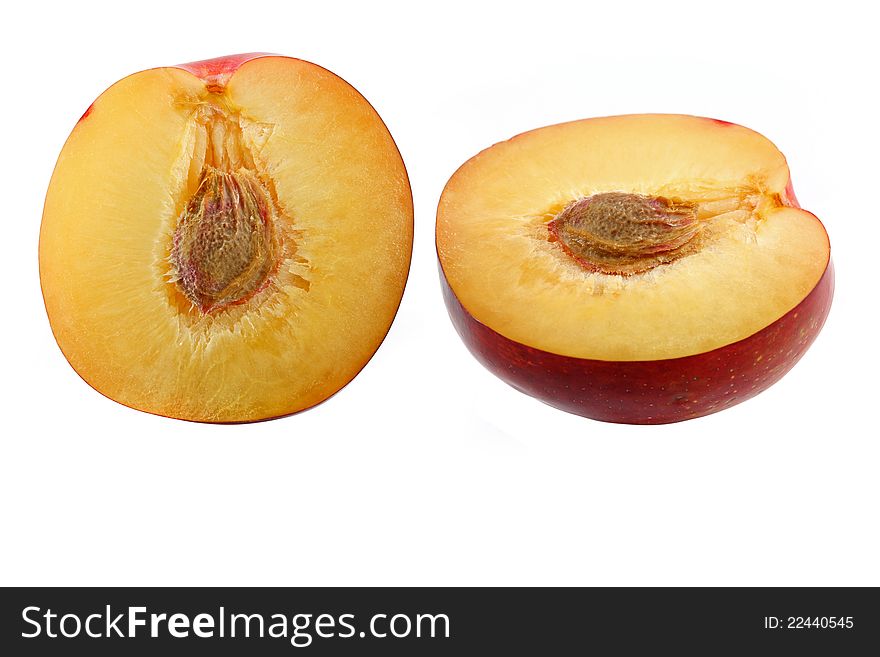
[548,190,771,276]
[169,101,286,314]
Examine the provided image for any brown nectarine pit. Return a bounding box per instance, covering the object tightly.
[549,192,700,275]
[171,106,281,313]
[172,168,278,312]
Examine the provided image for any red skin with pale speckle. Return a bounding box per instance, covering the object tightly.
[439,176,833,424]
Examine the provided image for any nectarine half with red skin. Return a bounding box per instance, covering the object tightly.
[437,114,832,424]
[40,54,413,422]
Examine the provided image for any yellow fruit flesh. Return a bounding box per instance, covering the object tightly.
[41,58,412,421]
[436,114,829,361]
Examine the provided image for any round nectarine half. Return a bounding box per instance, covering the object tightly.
[40,54,413,422]
[437,114,832,424]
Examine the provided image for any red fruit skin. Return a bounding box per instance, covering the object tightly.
[78,102,94,123]
[440,261,834,425]
[174,52,271,82]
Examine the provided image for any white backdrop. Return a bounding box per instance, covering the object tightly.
[2,0,877,586]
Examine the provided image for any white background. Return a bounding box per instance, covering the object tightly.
[2,0,878,586]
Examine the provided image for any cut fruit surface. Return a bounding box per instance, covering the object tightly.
[437,114,832,423]
[40,54,413,422]
[437,114,829,361]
